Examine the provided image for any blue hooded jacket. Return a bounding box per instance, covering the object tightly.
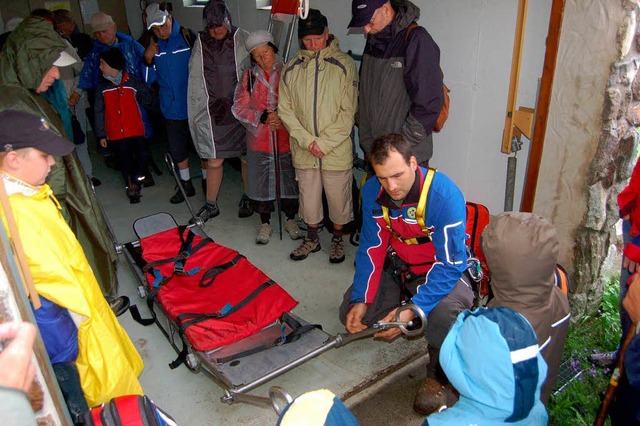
[78,31,147,91]
[146,20,192,120]
[425,307,548,426]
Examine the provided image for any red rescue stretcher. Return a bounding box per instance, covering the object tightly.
[119,155,426,411]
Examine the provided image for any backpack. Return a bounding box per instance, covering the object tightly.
[83,395,176,426]
[465,201,491,300]
[404,23,450,133]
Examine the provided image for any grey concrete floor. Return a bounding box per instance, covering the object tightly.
[91,141,430,425]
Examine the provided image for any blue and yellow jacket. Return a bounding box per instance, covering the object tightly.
[351,166,467,317]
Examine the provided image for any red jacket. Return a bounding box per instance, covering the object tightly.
[619,158,640,262]
[94,72,146,141]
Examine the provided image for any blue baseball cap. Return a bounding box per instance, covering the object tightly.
[348,0,388,28]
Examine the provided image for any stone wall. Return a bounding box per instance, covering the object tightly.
[572,0,640,317]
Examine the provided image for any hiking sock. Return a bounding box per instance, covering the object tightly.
[260,212,271,224]
[307,225,319,241]
[179,168,190,181]
[205,200,218,210]
[201,168,207,179]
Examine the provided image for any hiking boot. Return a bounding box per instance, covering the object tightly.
[170,179,196,204]
[256,223,273,245]
[590,351,618,368]
[127,183,141,204]
[290,238,321,261]
[414,346,459,415]
[189,203,220,224]
[329,236,345,264]
[238,194,254,218]
[142,173,155,188]
[284,219,302,240]
[413,377,459,415]
[106,296,130,317]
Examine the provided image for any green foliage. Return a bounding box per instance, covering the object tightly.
[600,278,622,349]
[548,278,620,425]
[548,361,610,425]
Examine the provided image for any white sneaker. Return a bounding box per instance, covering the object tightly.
[256,223,273,245]
[284,219,302,240]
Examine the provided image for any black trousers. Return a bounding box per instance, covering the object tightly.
[109,136,150,184]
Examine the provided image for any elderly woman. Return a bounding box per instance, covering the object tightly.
[232,30,300,245]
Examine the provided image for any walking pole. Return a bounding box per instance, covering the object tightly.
[271,129,283,240]
[594,322,637,426]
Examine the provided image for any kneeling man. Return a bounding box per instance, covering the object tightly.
[339,133,473,415]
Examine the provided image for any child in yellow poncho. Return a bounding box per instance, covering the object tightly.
[0,110,143,418]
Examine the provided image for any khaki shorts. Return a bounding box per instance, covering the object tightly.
[296,168,354,226]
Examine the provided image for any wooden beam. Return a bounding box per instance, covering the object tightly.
[501,0,529,154]
[521,0,566,212]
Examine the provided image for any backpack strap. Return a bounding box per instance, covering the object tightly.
[181,27,197,49]
[403,22,450,133]
[404,22,419,45]
[382,168,436,245]
[554,264,570,295]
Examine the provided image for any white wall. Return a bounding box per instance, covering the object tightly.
[126,0,551,214]
[425,0,551,214]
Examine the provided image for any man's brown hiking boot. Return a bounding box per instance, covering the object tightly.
[413,345,459,415]
[290,238,321,261]
[413,376,459,415]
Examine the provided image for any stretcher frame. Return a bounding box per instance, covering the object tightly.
[117,155,426,411]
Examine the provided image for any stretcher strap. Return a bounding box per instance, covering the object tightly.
[176,280,276,334]
[129,304,155,326]
[214,313,322,364]
[199,254,246,287]
[128,288,191,370]
[141,231,211,273]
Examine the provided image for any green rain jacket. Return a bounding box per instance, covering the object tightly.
[0,17,118,295]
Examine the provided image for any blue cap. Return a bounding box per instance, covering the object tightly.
[348,0,388,28]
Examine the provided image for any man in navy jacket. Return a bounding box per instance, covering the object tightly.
[349,0,443,168]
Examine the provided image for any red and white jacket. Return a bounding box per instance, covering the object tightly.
[94,72,152,141]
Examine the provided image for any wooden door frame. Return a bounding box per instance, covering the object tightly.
[521,0,566,212]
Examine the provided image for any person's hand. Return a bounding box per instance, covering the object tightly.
[345,303,368,333]
[0,322,37,393]
[99,138,107,148]
[373,307,416,341]
[68,92,81,107]
[624,272,640,325]
[144,39,158,65]
[309,141,324,159]
[623,255,639,275]
[267,112,282,131]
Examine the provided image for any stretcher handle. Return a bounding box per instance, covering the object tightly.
[164,153,201,224]
[395,304,427,337]
[222,386,293,414]
[269,386,293,415]
[336,304,427,347]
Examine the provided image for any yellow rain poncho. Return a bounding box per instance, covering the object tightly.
[0,176,143,406]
